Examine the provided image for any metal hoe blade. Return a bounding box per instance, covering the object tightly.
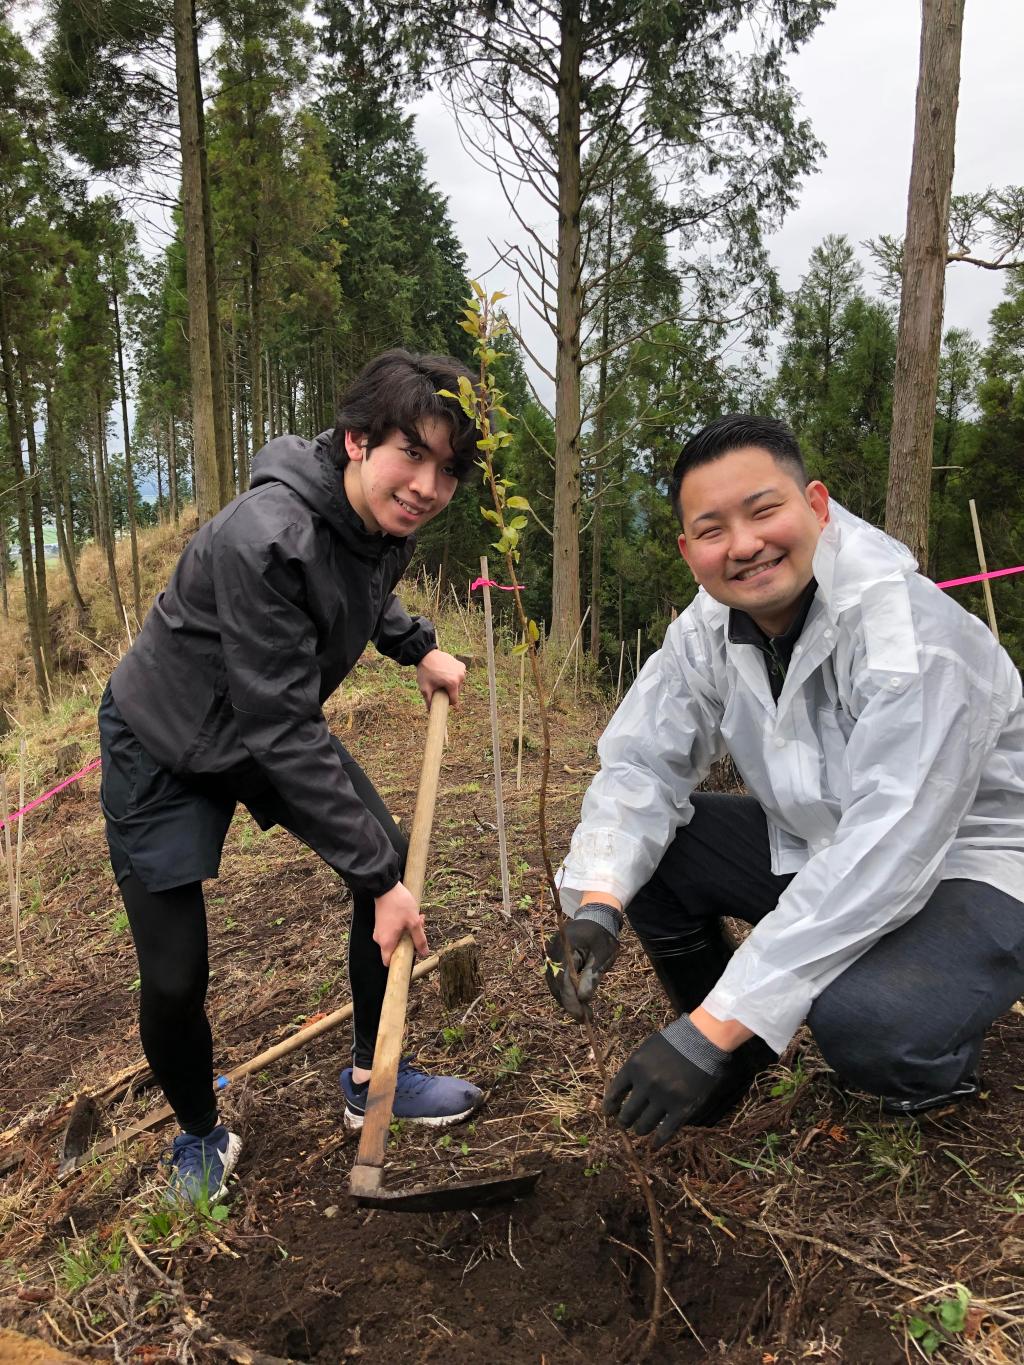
[350,1163,541,1213]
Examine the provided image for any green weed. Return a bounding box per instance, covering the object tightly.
[57,1228,125,1295]
[904,1283,971,1357]
[723,1131,794,1179]
[857,1122,923,1193]
[943,1147,1024,1210]
[135,1196,229,1250]
[769,1057,806,1098]
[495,1042,525,1076]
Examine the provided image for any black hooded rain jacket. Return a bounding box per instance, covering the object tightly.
[109,430,436,897]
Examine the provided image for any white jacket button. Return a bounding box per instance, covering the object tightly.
[774,736,786,748]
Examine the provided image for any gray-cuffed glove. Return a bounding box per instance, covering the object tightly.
[544,904,622,1020]
[603,1015,732,1149]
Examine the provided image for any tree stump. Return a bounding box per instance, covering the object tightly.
[51,743,84,813]
[438,940,483,1010]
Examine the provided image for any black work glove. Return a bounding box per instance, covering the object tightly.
[544,906,621,1020]
[603,1016,731,1150]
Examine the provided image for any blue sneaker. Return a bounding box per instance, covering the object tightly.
[163,1125,243,1205]
[340,1058,483,1131]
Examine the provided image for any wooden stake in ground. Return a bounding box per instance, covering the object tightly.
[479,556,512,918]
[0,773,22,978]
[969,498,1000,640]
[635,626,642,679]
[15,740,25,927]
[548,604,591,703]
[616,638,625,701]
[516,633,526,791]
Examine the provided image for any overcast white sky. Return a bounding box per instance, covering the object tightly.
[411,0,1024,397]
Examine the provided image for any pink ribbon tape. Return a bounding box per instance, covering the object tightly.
[935,564,1024,590]
[0,756,102,832]
[470,577,525,591]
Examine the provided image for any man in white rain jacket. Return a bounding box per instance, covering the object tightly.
[547,414,1024,1149]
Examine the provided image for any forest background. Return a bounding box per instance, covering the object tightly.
[2,0,1023,721]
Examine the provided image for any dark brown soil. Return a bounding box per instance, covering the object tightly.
[3,646,1024,1364]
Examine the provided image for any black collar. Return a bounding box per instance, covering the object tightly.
[728,578,819,654]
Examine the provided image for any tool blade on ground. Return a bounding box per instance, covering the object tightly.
[350,1164,541,1213]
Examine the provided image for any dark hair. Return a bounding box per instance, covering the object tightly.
[331,349,482,483]
[668,414,808,526]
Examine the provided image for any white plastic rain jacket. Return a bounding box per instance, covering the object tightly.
[559,504,1024,1054]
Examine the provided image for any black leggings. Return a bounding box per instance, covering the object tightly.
[121,752,406,1137]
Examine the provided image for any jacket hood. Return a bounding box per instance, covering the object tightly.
[249,430,408,558]
[813,501,918,615]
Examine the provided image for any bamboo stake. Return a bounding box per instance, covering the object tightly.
[0,774,22,979]
[635,627,642,679]
[14,740,25,929]
[516,633,526,791]
[968,498,999,640]
[616,638,625,701]
[448,584,473,646]
[548,604,591,702]
[479,556,512,918]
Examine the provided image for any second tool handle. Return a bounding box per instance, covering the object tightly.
[355,689,450,1169]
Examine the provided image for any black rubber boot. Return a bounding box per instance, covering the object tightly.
[636,924,734,1016]
[637,924,777,1125]
[880,1074,981,1119]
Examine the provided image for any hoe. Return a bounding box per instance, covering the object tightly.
[348,689,541,1213]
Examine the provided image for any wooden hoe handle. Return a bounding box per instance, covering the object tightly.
[355,690,450,1170]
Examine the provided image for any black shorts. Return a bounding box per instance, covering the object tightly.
[98,686,272,892]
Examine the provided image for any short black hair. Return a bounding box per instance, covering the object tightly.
[331,349,483,484]
[669,414,808,526]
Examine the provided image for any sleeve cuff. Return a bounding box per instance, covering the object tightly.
[573,903,623,938]
[660,1014,731,1076]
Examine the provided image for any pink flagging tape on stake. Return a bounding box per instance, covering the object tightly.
[470,577,525,592]
[0,756,101,832]
[935,564,1024,590]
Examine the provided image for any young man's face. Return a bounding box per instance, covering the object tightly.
[676,446,830,636]
[343,417,460,536]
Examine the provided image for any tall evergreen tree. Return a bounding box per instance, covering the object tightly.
[208,0,341,476]
[320,0,831,643]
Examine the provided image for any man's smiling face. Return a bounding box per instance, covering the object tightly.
[342,417,459,536]
[676,446,830,636]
